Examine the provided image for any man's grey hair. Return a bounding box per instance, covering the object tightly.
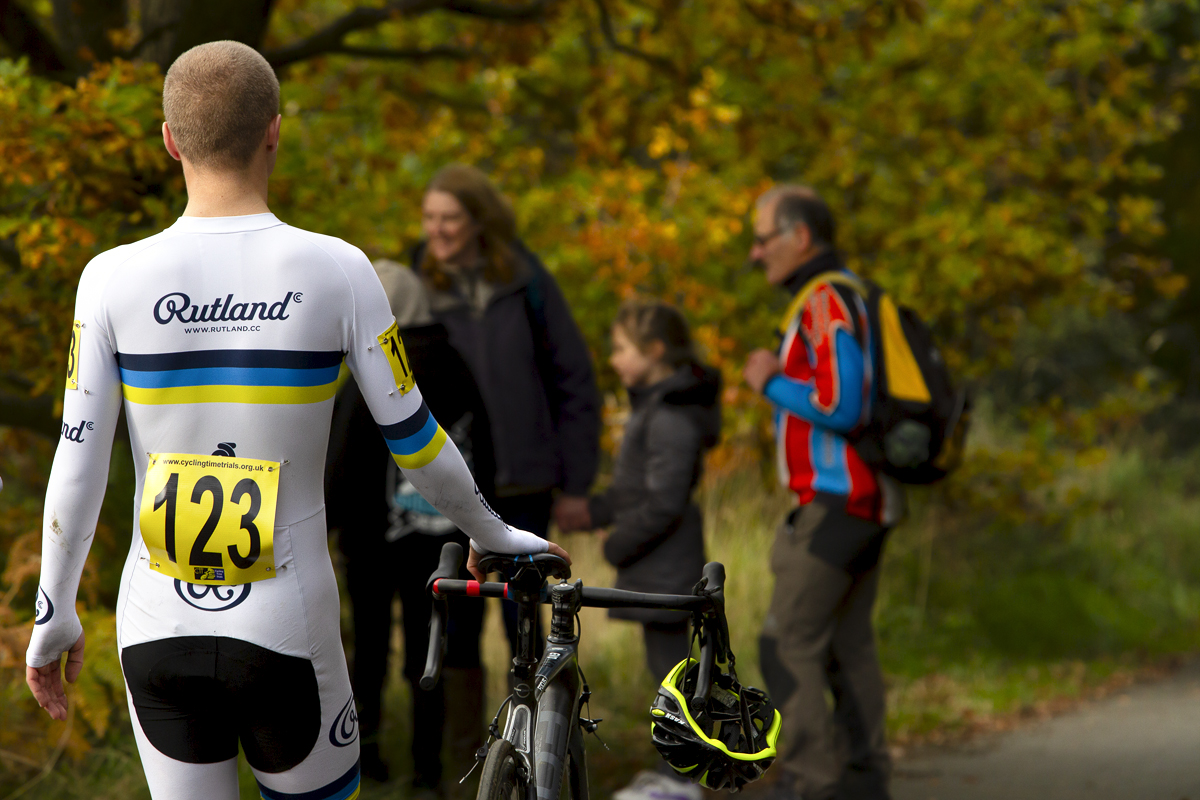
[757,185,836,247]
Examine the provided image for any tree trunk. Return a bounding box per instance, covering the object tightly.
[51,0,126,70]
[138,0,274,72]
[0,0,69,78]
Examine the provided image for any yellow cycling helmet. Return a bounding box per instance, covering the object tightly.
[650,658,782,792]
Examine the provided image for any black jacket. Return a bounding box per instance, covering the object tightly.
[413,241,600,497]
[325,322,494,560]
[588,363,722,624]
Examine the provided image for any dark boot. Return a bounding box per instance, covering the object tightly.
[412,677,446,792]
[835,767,890,800]
[442,667,486,800]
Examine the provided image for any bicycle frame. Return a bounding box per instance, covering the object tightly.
[421,544,729,800]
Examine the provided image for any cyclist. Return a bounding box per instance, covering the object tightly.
[24,40,567,800]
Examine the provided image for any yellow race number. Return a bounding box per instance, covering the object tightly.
[66,320,81,391]
[376,320,414,395]
[139,453,280,585]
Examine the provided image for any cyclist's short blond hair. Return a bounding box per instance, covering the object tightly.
[163,41,280,170]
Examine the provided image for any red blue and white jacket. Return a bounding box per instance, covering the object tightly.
[765,253,882,522]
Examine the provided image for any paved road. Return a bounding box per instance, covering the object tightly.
[892,660,1200,800]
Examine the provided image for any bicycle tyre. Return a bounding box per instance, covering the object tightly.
[478,737,525,800]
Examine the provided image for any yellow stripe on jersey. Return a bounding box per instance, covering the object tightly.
[122,382,338,406]
[390,424,448,470]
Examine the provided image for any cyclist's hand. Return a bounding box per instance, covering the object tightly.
[546,541,572,565]
[466,542,572,582]
[467,546,486,582]
[26,630,84,721]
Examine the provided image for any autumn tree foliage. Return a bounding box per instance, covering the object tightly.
[0,0,1197,774]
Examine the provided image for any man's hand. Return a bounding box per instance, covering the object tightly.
[743,349,783,394]
[26,631,85,721]
[553,495,591,532]
[466,542,573,582]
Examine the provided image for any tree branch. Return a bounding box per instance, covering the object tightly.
[123,19,179,59]
[0,0,70,80]
[328,43,473,62]
[262,0,551,69]
[438,0,553,19]
[591,0,678,78]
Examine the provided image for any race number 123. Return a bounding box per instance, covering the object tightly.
[139,453,280,586]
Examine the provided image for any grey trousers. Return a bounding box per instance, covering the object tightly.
[759,503,891,800]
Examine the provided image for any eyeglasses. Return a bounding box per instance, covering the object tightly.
[753,228,784,247]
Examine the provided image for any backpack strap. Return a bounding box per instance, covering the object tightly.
[779,272,932,405]
[776,271,868,339]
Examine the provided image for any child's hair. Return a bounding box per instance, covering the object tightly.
[614,300,696,368]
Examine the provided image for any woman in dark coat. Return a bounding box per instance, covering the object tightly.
[413,164,601,656]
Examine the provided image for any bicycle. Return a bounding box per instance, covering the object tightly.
[419,543,738,800]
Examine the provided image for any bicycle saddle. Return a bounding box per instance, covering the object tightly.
[477,552,571,582]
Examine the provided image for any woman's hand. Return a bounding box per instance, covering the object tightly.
[553,495,592,532]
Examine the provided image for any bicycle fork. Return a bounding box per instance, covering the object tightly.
[500,581,590,800]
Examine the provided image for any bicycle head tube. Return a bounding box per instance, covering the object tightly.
[548,580,582,644]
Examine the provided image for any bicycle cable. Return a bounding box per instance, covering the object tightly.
[460,693,515,785]
[575,611,609,750]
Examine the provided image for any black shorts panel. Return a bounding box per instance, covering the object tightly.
[122,636,322,772]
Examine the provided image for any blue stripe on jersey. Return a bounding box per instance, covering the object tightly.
[119,365,341,389]
[258,761,360,800]
[117,349,344,406]
[378,401,438,456]
[378,399,430,441]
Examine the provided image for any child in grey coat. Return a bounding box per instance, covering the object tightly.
[566,300,721,800]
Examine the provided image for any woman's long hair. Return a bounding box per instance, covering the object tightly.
[419,164,518,290]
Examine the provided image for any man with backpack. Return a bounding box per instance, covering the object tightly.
[743,185,898,800]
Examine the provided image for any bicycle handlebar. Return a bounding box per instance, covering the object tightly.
[420,542,733,711]
[428,579,715,612]
[419,542,463,690]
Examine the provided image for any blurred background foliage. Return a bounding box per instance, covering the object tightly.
[2,0,1200,795]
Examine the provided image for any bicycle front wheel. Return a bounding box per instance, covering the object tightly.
[478,738,525,800]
